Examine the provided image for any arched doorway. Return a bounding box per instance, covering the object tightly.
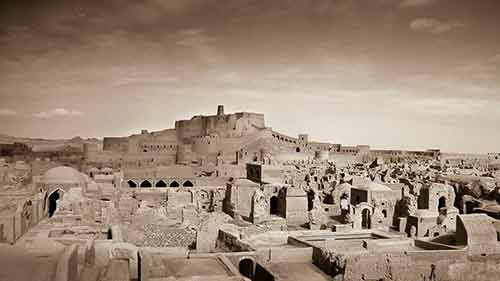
[155,180,167,188]
[20,200,33,233]
[140,180,152,188]
[48,190,62,217]
[183,180,193,187]
[307,190,315,211]
[361,209,371,229]
[170,181,180,187]
[270,196,278,215]
[239,258,254,279]
[438,196,446,210]
[464,200,479,214]
[382,209,388,218]
[128,180,137,188]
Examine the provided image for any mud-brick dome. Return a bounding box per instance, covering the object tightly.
[42,166,86,184]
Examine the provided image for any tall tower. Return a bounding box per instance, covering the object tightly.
[217,105,225,116]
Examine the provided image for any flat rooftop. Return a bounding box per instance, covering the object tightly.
[266,262,331,281]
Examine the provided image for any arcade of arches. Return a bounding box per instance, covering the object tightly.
[127,179,194,188]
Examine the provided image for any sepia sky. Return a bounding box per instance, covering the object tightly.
[1,0,500,153]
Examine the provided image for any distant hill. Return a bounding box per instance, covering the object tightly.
[0,133,101,152]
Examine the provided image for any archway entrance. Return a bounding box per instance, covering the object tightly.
[307,190,315,211]
[20,200,33,233]
[270,196,278,215]
[128,180,137,188]
[361,209,371,229]
[140,180,152,188]
[438,196,446,210]
[465,200,479,214]
[48,190,62,217]
[170,181,180,187]
[155,180,167,188]
[183,180,193,187]
[239,258,254,279]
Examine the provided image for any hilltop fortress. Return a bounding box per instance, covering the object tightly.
[86,105,439,170]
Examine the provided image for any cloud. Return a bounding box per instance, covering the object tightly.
[175,28,221,64]
[405,97,491,117]
[489,53,500,64]
[410,18,465,34]
[400,0,437,8]
[32,108,84,119]
[0,108,17,116]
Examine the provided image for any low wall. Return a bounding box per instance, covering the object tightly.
[311,243,498,281]
[267,247,313,263]
[217,229,255,252]
[0,216,14,243]
[54,244,79,281]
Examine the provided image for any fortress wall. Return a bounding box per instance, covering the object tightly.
[192,135,219,155]
[87,150,116,164]
[270,131,300,146]
[84,143,118,164]
[175,117,204,140]
[329,154,361,168]
[121,153,177,168]
[137,142,178,154]
[103,137,130,152]
[175,112,265,140]
[176,144,193,165]
[275,152,313,162]
[308,142,339,152]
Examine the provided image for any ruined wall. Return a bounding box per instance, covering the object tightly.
[285,195,308,225]
[0,195,45,244]
[312,246,497,281]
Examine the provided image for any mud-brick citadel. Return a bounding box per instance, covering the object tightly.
[1,105,500,281]
[86,105,439,180]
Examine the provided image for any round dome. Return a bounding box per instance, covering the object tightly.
[42,166,85,184]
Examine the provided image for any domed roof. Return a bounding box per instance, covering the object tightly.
[42,166,85,184]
